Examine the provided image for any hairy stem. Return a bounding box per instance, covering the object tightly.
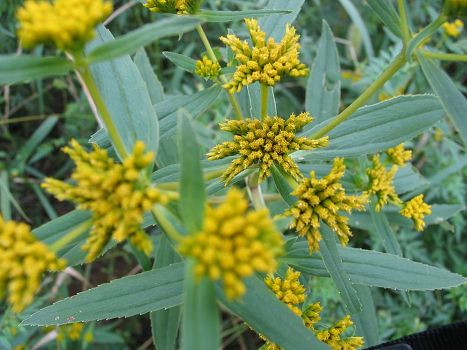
[196,24,244,120]
[151,205,184,243]
[420,49,467,62]
[311,53,406,139]
[398,0,412,43]
[246,171,266,210]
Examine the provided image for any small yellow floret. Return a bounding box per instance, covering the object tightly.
[385,143,412,166]
[16,0,113,50]
[286,158,368,252]
[144,0,203,14]
[264,267,306,316]
[316,315,364,350]
[57,323,84,341]
[207,113,328,184]
[365,155,400,212]
[42,140,168,262]
[178,187,283,299]
[195,55,221,79]
[442,19,464,37]
[220,19,309,93]
[400,194,432,231]
[0,215,66,313]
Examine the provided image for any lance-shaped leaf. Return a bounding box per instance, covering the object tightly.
[196,9,290,22]
[259,0,305,40]
[366,0,402,38]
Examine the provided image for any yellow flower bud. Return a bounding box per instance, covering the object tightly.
[365,155,400,212]
[400,194,432,231]
[385,143,412,166]
[195,55,221,80]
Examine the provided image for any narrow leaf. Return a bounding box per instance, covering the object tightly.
[366,0,402,38]
[196,9,290,23]
[259,0,305,40]
[134,49,165,104]
[352,285,379,347]
[163,52,197,73]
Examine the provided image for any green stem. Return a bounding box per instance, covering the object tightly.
[49,219,94,253]
[260,84,268,120]
[246,171,266,210]
[79,65,129,159]
[419,49,467,62]
[151,205,183,242]
[398,0,412,43]
[311,53,406,139]
[195,24,244,120]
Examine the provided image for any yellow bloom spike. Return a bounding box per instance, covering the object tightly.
[0,215,66,313]
[303,302,323,329]
[385,143,412,166]
[144,0,203,14]
[57,323,84,341]
[264,267,306,316]
[400,194,432,231]
[16,0,113,50]
[220,19,309,93]
[365,155,400,212]
[178,187,284,300]
[286,158,368,252]
[316,315,364,350]
[442,19,464,37]
[42,140,168,262]
[207,113,329,184]
[195,55,221,80]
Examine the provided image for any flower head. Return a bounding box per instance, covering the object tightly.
[178,187,283,299]
[0,215,66,312]
[442,19,464,37]
[220,19,309,93]
[207,113,328,184]
[144,0,203,14]
[385,143,412,166]
[400,194,432,231]
[195,55,221,80]
[365,155,400,211]
[43,140,168,262]
[286,158,368,252]
[16,0,113,50]
[265,267,306,316]
[316,315,364,350]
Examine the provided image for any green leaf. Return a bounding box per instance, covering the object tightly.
[305,20,341,123]
[338,0,374,58]
[86,26,160,156]
[406,16,445,62]
[259,0,305,40]
[163,52,197,73]
[177,112,205,232]
[283,241,467,290]
[393,165,430,194]
[87,17,202,63]
[181,262,220,350]
[134,49,165,104]
[369,199,402,256]
[22,263,185,326]
[239,83,277,118]
[352,285,379,347]
[417,53,467,145]
[319,226,362,314]
[219,276,330,350]
[366,0,402,38]
[196,9,291,22]
[151,236,181,350]
[271,165,296,206]
[298,95,444,160]
[0,171,11,220]
[0,55,73,85]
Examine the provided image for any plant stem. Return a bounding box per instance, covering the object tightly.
[311,53,406,139]
[246,171,266,210]
[195,24,244,120]
[79,65,129,159]
[420,49,467,62]
[398,0,412,43]
[151,205,184,242]
[260,84,268,120]
[49,219,94,253]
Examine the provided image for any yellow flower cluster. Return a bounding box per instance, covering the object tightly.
[263,267,363,350]
[442,19,464,37]
[385,143,412,166]
[365,155,399,212]
[400,194,432,231]
[144,0,203,14]
[43,140,168,262]
[286,158,368,252]
[316,315,364,350]
[16,0,112,50]
[207,113,329,184]
[220,19,309,93]
[195,55,221,79]
[264,267,306,316]
[0,215,66,313]
[57,323,84,341]
[178,187,283,299]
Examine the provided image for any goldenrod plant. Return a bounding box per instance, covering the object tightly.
[0,0,466,349]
